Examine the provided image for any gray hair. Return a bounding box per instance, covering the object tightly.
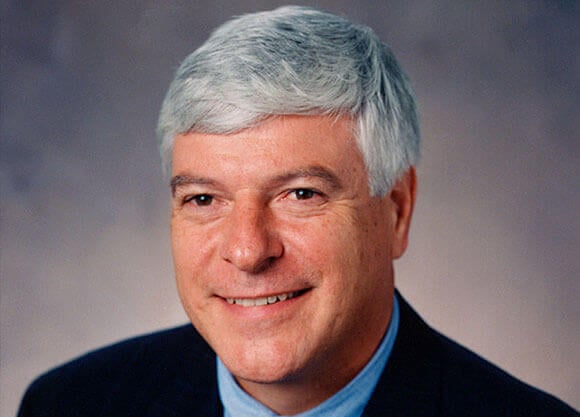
[157,6,420,196]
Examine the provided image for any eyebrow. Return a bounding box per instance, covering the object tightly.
[170,165,343,196]
[170,175,216,196]
[270,166,343,190]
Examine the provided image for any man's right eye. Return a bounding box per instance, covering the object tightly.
[184,194,214,206]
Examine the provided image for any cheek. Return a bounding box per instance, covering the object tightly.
[313,208,392,290]
[287,216,365,291]
[171,218,216,265]
[171,225,193,279]
[171,222,213,304]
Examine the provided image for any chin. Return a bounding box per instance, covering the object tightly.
[218,339,307,384]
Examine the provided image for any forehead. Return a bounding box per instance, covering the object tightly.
[171,115,366,184]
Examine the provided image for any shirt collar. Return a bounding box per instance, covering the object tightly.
[218,294,400,417]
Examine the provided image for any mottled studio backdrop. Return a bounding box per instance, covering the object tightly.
[1,1,578,415]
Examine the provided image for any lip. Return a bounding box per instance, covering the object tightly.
[223,288,310,307]
[217,288,313,318]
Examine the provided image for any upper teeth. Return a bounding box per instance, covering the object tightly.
[226,291,298,307]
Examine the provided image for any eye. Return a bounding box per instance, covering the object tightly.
[293,188,316,200]
[279,187,327,212]
[184,194,214,206]
[292,188,317,200]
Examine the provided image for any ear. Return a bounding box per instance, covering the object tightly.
[389,167,417,259]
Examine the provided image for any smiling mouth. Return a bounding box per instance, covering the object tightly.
[225,289,310,307]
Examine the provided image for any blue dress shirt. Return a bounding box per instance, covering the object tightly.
[218,295,400,417]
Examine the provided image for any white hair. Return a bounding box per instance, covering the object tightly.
[157,6,420,195]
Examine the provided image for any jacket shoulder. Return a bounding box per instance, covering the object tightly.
[18,325,216,417]
[367,293,578,416]
[435,330,577,416]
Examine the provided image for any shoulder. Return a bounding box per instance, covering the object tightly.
[381,294,578,416]
[434,329,576,416]
[18,324,216,417]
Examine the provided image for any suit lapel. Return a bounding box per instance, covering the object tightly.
[362,293,442,417]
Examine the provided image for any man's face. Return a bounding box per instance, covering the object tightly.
[171,115,414,396]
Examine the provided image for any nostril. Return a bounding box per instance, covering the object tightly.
[223,247,283,274]
[256,255,282,273]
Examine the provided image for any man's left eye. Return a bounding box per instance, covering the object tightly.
[292,189,317,200]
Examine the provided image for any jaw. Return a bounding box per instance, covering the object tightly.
[202,301,316,386]
[226,296,393,416]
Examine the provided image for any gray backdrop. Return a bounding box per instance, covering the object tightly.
[1,1,578,415]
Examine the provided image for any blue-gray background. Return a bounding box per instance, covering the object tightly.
[1,1,578,415]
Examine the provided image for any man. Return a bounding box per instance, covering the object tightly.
[18,6,576,417]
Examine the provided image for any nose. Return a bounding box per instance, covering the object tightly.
[220,200,284,273]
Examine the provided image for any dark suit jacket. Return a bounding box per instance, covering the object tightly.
[18,294,577,416]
